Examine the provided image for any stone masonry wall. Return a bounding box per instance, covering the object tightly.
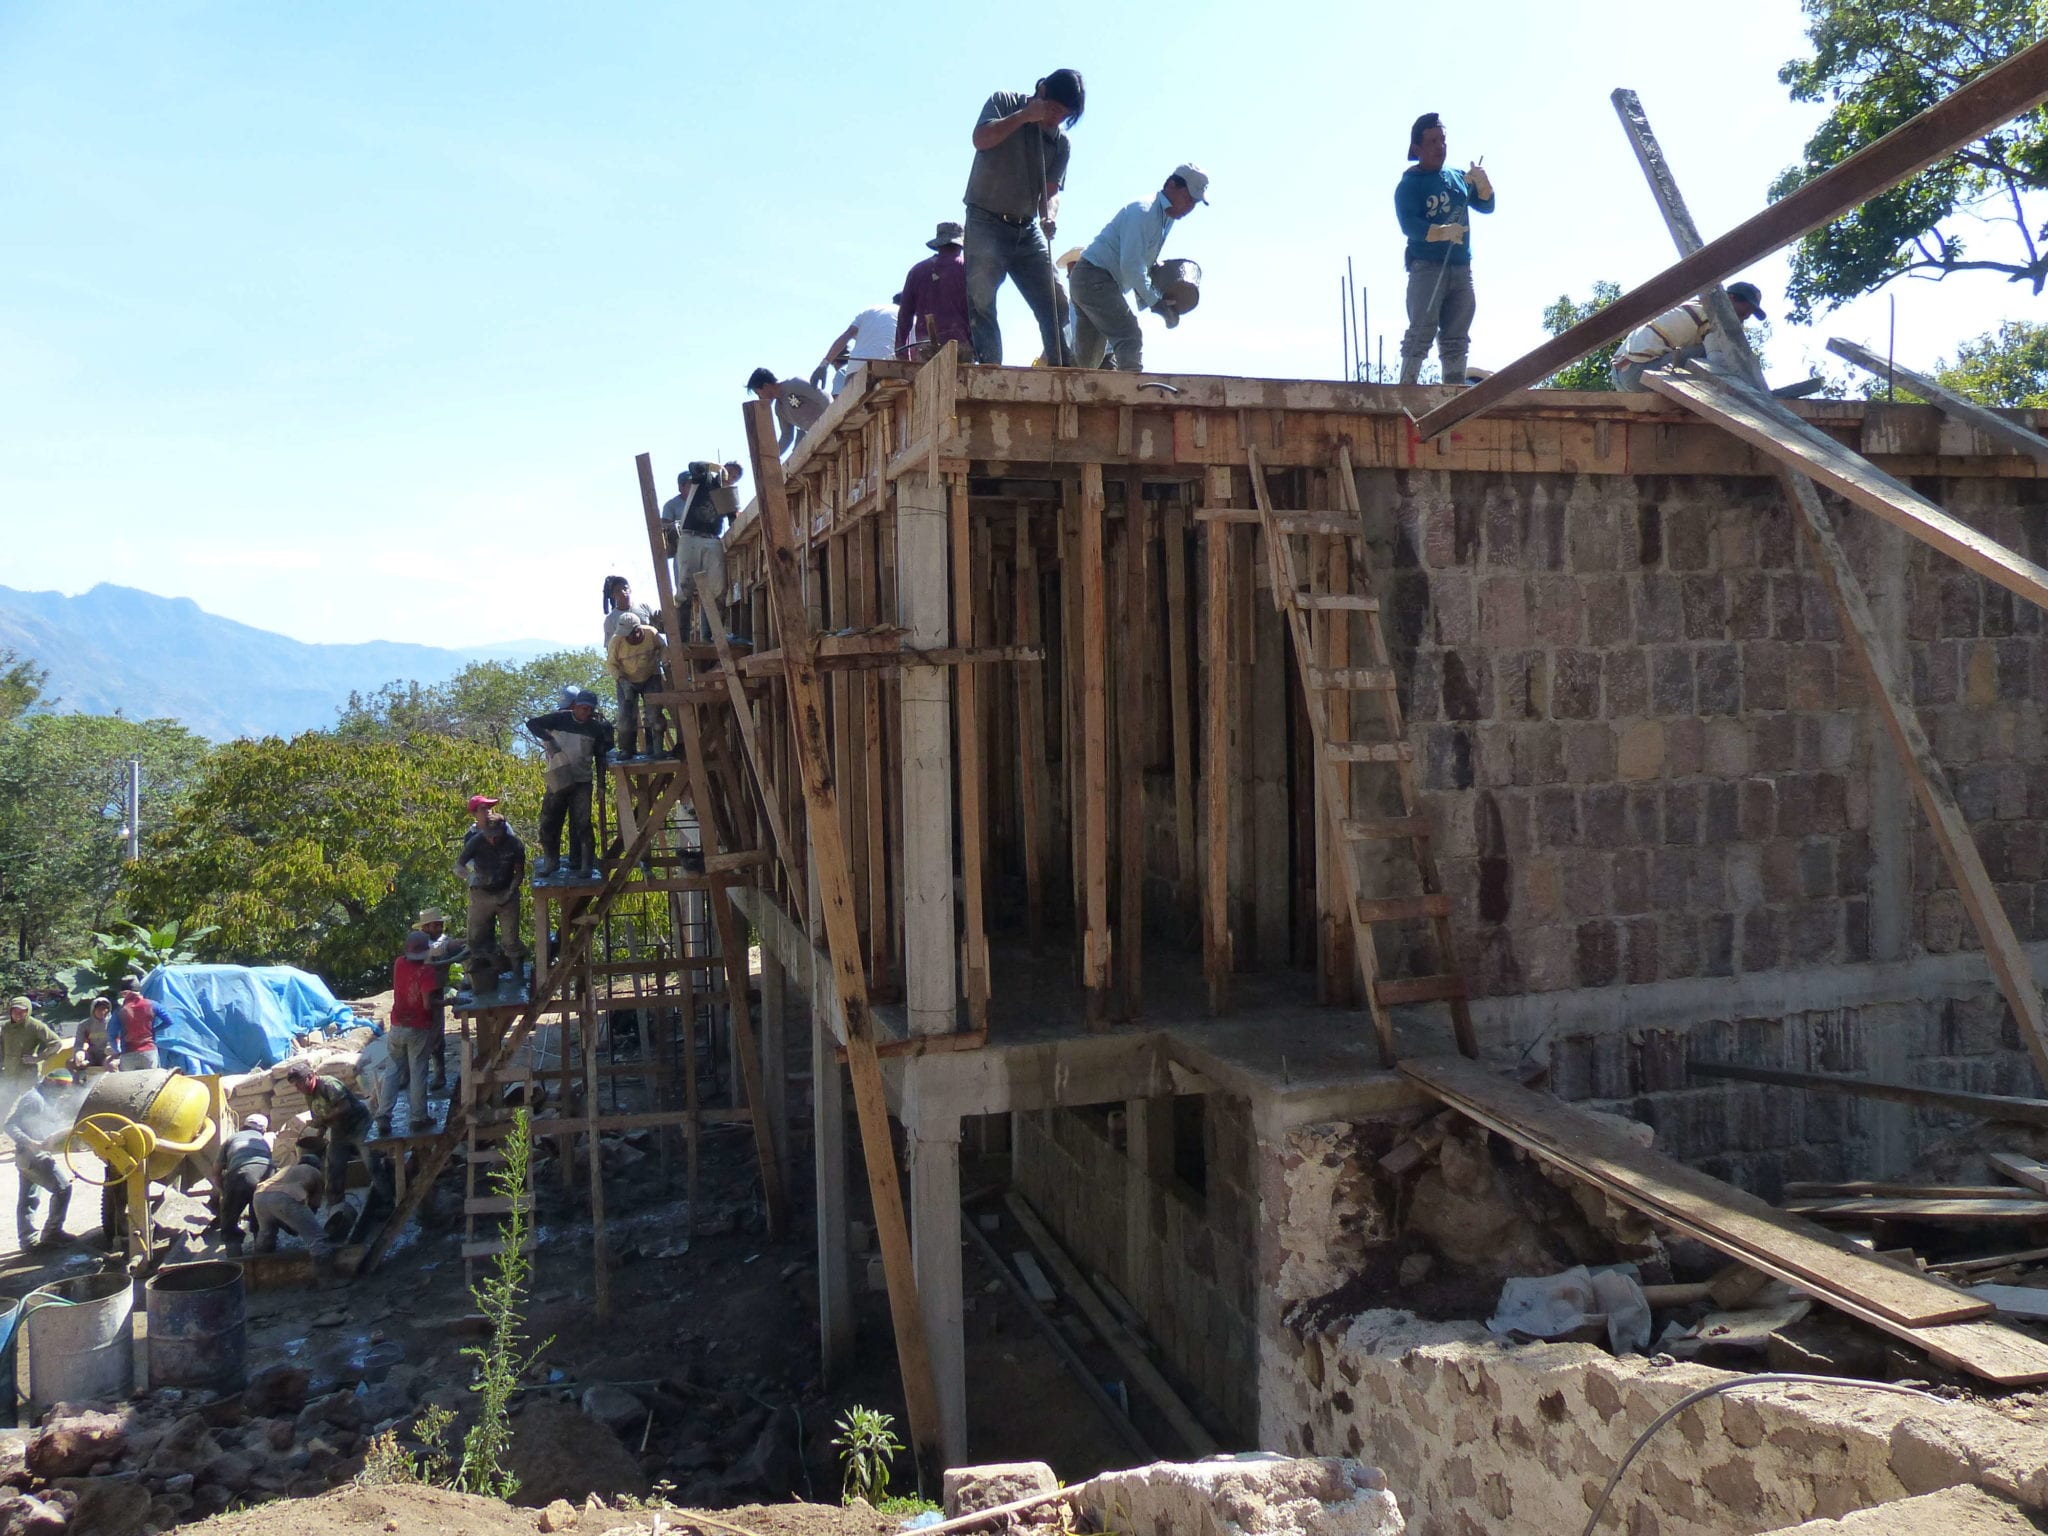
[1013,1097,1260,1441]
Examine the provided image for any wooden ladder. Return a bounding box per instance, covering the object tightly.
[1247,444,1477,1065]
[459,1033,536,1287]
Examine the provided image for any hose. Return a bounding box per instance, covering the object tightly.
[1579,1372,1937,1536]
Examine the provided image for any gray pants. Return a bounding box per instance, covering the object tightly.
[466,885,524,980]
[1613,339,1720,392]
[16,1149,70,1246]
[965,204,1071,367]
[253,1187,329,1252]
[1399,260,1476,385]
[381,1026,435,1134]
[675,532,725,641]
[118,1049,158,1071]
[1069,260,1143,372]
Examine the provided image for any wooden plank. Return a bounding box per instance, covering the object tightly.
[1645,367,2048,617]
[1415,38,2048,439]
[1079,462,1111,1027]
[743,397,944,1472]
[1785,1196,2048,1223]
[581,979,610,1319]
[1689,1061,2048,1127]
[1930,1247,2048,1276]
[696,577,801,894]
[1164,503,1196,927]
[1830,336,2048,463]
[1117,475,1148,1020]
[1006,1193,1219,1457]
[948,478,991,1032]
[1201,470,1233,1013]
[1013,507,1048,952]
[1785,1182,2044,1201]
[1990,1153,2048,1196]
[1402,1056,1991,1328]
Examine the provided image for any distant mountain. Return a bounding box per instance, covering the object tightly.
[0,583,557,741]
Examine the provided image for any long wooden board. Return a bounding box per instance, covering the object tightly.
[1401,1057,1989,1328]
[1785,1196,2048,1223]
[1690,1061,2048,1127]
[1990,1153,2048,1196]
[1829,337,2048,464]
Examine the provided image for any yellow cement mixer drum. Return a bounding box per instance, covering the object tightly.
[76,1069,213,1180]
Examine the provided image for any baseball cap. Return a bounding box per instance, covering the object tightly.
[1171,164,1211,204]
[467,794,500,814]
[244,1112,270,1133]
[1726,281,1767,319]
[403,929,434,960]
[573,689,600,708]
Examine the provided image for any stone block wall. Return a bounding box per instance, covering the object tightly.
[1013,1095,1260,1441]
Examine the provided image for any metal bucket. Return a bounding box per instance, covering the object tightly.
[0,1299,23,1427]
[25,1273,134,1414]
[144,1260,245,1394]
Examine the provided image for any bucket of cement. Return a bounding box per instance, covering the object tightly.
[145,1260,246,1394]
[24,1272,134,1414]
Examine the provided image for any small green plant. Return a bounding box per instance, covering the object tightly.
[455,1110,550,1498]
[357,1404,456,1488]
[875,1494,940,1517]
[833,1404,903,1506]
[55,919,216,1002]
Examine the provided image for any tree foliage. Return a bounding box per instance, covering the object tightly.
[0,650,48,723]
[1771,0,2048,319]
[55,920,216,1004]
[1933,317,2048,406]
[123,732,543,996]
[335,651,608,755]
[1540,282,1624,389]
[0,712,210,976]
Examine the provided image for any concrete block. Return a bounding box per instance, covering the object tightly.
[1081,1454,1401,1536]
[942,1460,1058,1520]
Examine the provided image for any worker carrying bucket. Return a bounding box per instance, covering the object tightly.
[1068,163,1209,372]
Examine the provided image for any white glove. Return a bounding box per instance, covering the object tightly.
[1466,163,1493,200]
[1425,223,1467,245]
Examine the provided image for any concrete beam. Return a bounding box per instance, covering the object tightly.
[910,1115,967,1467]
[897,476,958,1037]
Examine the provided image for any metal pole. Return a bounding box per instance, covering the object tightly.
[1339,274,1350,379]
[125,757,141,861]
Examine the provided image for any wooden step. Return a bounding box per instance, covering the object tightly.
[461,1235,538,1260]
[1373,975,1467,1007]
[1324,741,1414,763]
[1341,816,1433,841]
[1304,666,1397,692]
[463,1195,523,1216]
[1353,893,1452,924]
[1292,591,1380,612]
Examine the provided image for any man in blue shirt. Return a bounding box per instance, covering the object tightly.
[1069,164,1209,372]
[1394,112,1495,387]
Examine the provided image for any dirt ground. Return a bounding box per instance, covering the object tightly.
[178,1483,897,1536]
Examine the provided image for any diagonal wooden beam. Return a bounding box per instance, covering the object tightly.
[695,572,801,891]
[1828,336,2048,465]
[1412,37,2048,440]
[741,397,944,1474]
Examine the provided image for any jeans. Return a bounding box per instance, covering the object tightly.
[1399,259,1476,385]
[217,1163,268,1247]
[1069,259,1143,371]
[675,532,725,641]
[615,679,658,758]
[321,1113,369,1212]
[381,1026,435,1134]
[539,783,594,874]
[253,1187,329,1253]
[466,885,524,979]
[1613,342,1706,392]
[16,1148,70,1245]
[965,205,1070,367]
[118,1049,158,1071]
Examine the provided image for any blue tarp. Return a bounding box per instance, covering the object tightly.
[138,965,363,1076]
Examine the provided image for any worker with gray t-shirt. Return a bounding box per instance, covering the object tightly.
[963,69,1084,368]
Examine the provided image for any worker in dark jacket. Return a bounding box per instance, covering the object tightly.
[212,1112,274,1253]
[525,692,614,885]
[285,1063,371,1216]
[456,795,525,993]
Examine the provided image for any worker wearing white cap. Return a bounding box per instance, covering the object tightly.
[1069,163,1209,372]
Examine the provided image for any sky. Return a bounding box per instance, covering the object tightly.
[1,1,2040,650]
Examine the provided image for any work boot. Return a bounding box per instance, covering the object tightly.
[679,848,705,874]
[1440,351,1470,387]
[1399,354,1424,386]
[531,857,558,887]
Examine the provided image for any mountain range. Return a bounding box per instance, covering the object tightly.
[0,584,554,741]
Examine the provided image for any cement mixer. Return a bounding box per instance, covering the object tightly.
[63,1068,220,1270]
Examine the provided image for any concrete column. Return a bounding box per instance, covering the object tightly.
[808,848,854,1377]
[1865,520,1914,964]
[910,1113,967,1467]
[896,477,957,1036]
[1123,1098,1170,1307]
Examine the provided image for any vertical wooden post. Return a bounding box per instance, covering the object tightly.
[743,399,944,1474]
[949,476,991,1032]
[1079,462,1112,1027]
[1163,501,1196,925]
[1013,507,1049,953]
[1118,474,1149,1021]
[897,475,959,1035]
[1201,468,1235,1013]
[582,977,609,1320]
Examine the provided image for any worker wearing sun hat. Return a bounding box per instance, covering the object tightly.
[1069,162,1209,372]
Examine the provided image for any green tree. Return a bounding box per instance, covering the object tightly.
[123,732,543,995]
[1933,318,2048,406]
[1540,281,1624,389]
[1771,0,2048,320]
[0,713,210,974]
[0,651,47,723]
[336,650,608,755]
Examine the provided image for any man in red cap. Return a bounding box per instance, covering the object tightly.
[455,794,526,995]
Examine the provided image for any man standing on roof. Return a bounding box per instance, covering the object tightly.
[526,692,614,885]
[456,795,526,994]
[115,981,158,1070]
[964,69,1085,367]
[1611,283,1768,390]
[1395,112,1495,387]
[662,462,744,640]
[813,302,902,396]
[1069,164,1209,373]
[746,370,831,455]
[897,222,973,364]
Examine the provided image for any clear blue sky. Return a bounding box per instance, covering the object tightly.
[1,1,2035,650]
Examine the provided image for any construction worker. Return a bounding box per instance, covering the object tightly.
[114,982,159,1070]
[746,369,831,455]
[1611,282,1768,390]
[3,998,59,1088]
[526,692,615,885]
[456,795,526,993]
[1070,164,1210,373]
[284,1064,370,1217]
[964,69,1085,367]
[813,302,902,395]
[415,906,462,1091]
[606,612,667,762]
[212,1112,273,1254]
[6,1068,75,1250]
[895,223,972,364]
[252,1135,329,1258]
[383,932,439,1138]
[1395,112,1495,387]
[661,463,744,640]
[71,997,115,1069]
[601,575,657,644]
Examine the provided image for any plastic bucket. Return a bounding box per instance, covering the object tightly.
[144,1260,245,1394]
[24,1273,134,1414]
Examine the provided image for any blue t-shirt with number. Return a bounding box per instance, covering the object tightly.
[1395,165,1495,268]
